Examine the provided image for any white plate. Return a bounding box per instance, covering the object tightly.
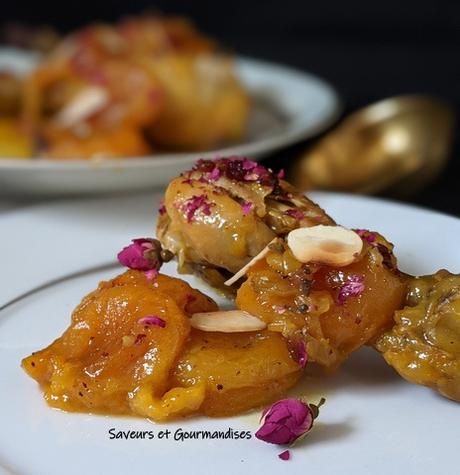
[1,191,459,475]
[0,49,340,196]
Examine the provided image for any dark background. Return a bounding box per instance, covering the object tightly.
[2,0,460,215]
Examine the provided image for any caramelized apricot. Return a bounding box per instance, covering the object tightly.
[23,270,302,419]
[22,271,215,417]
[236,238,407,368]
[173,330,302,416]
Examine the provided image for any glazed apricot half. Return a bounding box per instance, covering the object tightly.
[23,270,301,420]
[236,232,407,368]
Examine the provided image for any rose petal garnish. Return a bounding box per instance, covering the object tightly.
[144,269,159,281]
[376,243,396,270]
[192,157,278,188]
[296,341,307,369]
[208,166,221,181]
[134,333,147,345]
[242,158,259,170]
[278,450,290,461]
[277,169,285,179]
[244,165,267,181]
[256,398,325,446]
[273,305,287,314]
[337,274,365,305]
[354,228,377,243]
[179,195,214,223]
[288,338,308,368]
[158,200,167,216]
[117,238,162,271]
[284,209,305,220]
[241,201,253,216]
[138,316,166,328]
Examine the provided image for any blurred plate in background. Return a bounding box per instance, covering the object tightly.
[0,50,340,196]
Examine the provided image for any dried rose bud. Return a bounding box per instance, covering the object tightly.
[117,238,163,271]
[256,398,325,445]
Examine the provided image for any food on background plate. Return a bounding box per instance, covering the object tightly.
[23,158,460,429]
[0,118,33,158]
[0,71,23,116]
[1,16,250,159]
[0,72,34,157]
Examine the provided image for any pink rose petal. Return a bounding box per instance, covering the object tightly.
[138,315,166,328]
[273,305,287,314]
[208,166,221,181]
[284,209,305,220]
[241,201,253,216]
[337,274,365,305]
[134,333,147,345]
[278,450,290,461]
[355,229,377,243]
[255,399,314,445]
[242,158,258,170]
[158,201,167,216]
[296,341,307,369]
[144,269,159,281]
[117,238,161,271]
[179,195,214,223]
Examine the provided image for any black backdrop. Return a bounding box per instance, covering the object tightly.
[3,0,460,215]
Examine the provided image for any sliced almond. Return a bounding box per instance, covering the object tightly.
[190,310,267,333]
[287,225,363,267]
[55,86,109,128]
[224,238,277,286]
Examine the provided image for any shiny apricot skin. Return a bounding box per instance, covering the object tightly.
[22,271,215,416]
[160,176,276,274]
[173,330,302,416]
[23,270,302,419]
[237,246,407,368]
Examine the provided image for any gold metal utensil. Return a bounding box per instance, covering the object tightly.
[291,95,456,196]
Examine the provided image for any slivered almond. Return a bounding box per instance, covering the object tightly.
[224,238,277,286]
[287,225,362,267]
[190,310,267,333]
[55,86,109,128]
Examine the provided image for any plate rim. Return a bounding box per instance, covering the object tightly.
[1,191,460,475]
